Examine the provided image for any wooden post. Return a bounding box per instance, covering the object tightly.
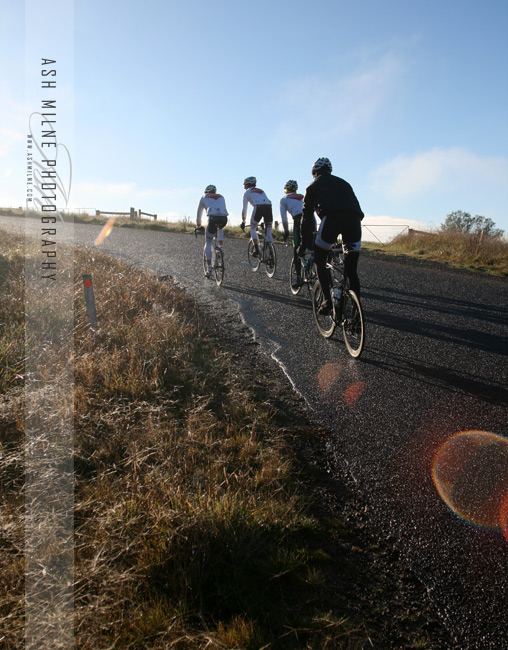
[82,275,98,330]
[130,207,135,220]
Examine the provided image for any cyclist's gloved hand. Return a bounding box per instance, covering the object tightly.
[240,221,246,232]
[283,229,289,243]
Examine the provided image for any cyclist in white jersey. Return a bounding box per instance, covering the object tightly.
[279,179,309,289]
[196,184,228,278]
[240,176,273,258]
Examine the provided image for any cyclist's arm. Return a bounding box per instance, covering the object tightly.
[279,197,289,230]
[196,198,206,228]
[301,183,317,248]
[241,191,250,223]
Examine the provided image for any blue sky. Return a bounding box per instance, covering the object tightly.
[2,0,508,236]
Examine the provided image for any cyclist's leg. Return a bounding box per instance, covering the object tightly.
[250,207,261,255]
[314,216,340,306]
[262,205,274,243]
[216,216,227,248]
[341,218,362,296]
[292,214,302,275]
[205,220,218,273]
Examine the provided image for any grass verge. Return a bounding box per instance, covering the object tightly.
[366,229,508,276]
[0,231,450,649]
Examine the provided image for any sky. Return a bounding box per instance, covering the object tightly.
[1,0,508,239]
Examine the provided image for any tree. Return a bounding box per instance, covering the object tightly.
[442,210,504,238]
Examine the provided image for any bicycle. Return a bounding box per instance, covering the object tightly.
[194,227,224,286]
[289,248,317,295]
[247,224,277,278]
[311,246,365,358]
[289,230,319,296]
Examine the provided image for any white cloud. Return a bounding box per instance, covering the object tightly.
[371,147,508,200]
[272,53,403,147]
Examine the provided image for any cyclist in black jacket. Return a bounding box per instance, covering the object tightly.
[297,157,364,315]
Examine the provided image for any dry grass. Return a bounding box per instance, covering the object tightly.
[383,228,508,276]
[0,232,372,649]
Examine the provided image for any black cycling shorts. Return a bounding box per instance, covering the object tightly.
[252,204,273,225]
[316,213,361,249]
[207,215,228,235]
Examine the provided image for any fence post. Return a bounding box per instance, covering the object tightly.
[82,275,98,330]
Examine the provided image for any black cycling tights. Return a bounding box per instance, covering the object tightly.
[314,246,360,303]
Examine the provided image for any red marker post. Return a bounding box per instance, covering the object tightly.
[82,274,98,329]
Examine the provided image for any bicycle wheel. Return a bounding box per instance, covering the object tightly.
[312,281,336,338]
[341,290,365,358]
[214,247,224,286]
[247,240,261,271]
[264,241,277,278]
[305,260,318,296]
[289,258,302,295]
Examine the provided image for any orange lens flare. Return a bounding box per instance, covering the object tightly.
[94,216,116,246]
[432,430,508,531]
[344,381,366,407]
[317,362,343,392]
[500,493,508,544]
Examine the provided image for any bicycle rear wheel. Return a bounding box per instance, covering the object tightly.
[341,290,365,358]
[289,258,302,294]
[247,240,261,271]
[312,281,336,338]
[264,241,276,278]
[214,247,224,286]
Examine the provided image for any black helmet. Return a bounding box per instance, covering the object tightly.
[284,179,298,193]
[311,157,332,176]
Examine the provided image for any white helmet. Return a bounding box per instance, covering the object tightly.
[204,184,216,194]
[284,179,298,192]
[243,176,256,188]
[311,157,332,176]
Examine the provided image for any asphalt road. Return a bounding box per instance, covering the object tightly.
[5,216,508,649]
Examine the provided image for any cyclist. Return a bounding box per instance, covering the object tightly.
[240,176,273,258]
[297,157,363,314]
[196,184,228,278]
[279,179,315,290]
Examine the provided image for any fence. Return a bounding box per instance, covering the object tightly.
[361,224,409,244]
[93,208,157,221]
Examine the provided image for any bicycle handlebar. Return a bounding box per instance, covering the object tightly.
[194,226,205,238]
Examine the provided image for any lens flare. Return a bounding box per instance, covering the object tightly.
[317,362,343,392]
[94,216,116,246]
[344,381,366,407]
[432,430,508,530]
[501,493,508,544]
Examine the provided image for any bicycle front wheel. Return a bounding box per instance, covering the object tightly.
[312,281,336,338]
[289,258,302,295]
[264,241,277,278]
[306,260,318,296]
[214,247,224,286]
[202,248,208,277]
[341,290,365,358]
[247,240,261,271]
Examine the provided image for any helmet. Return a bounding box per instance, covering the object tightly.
[243,176,257,188]
[311,157,332,176]
[204,184,216,194]
[284,179,298,193]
